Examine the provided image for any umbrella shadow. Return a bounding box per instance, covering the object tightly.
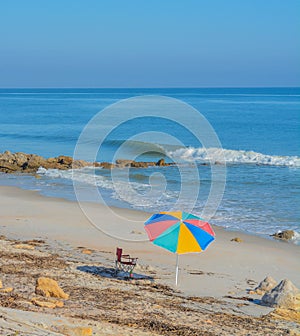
[77,265,154,281]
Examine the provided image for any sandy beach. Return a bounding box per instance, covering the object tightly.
[0,185,299,335]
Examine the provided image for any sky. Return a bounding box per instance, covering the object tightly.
[0,0,299,88]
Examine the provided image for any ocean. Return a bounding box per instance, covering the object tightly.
[0,88,299,242]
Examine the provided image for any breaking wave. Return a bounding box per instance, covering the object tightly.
[167,147,300,167]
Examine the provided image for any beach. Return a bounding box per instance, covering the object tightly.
[0,186,299,335]
[1,0,299,334]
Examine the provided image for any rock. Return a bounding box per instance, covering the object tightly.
[270,308,300,323]
[0,287,13,293]
[0,151,175,173]
[0,162,19,172]
[97,162,115,169]
[26,154,47,170]
[73,159,91,169]
[35,277,69,299]
[130,161,151,168]
[156,158,165,166]
[252,276,277,295]
[131,230,142,235]
[22,239,45,246]
[81,249,92,255]
[57,326,93,336]
[56,155,73,166]
[14,152,29,166]
[271,230,295,241]
[14,243,35,250]
[32,298,56,308]
[231,237,243,243]
[32,297,64,308]
[115,159,133,167]
[262,279,300,309]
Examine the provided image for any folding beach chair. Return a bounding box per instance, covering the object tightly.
[115,247,138,277]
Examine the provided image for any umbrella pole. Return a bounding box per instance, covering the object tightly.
[175,253,179,286]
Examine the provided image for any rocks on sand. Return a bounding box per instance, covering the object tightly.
[262,279,300,310]
[231,237,243,243]
[32,297,64,309]
[0,279,13,293]
[271,230,295,241]
[270,308,300,324]
[81,249,92,255]
[14,243,35,250]
[249,276,277,295]
[35,277,69,300]
[56,326,93,336]
[0,287,13,293]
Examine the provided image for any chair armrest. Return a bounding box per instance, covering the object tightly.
[121,256,138,263]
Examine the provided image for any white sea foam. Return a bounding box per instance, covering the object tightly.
[167,147,300,167]
[291,231,300,245]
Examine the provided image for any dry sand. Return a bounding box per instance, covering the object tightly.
[0,186,299,335]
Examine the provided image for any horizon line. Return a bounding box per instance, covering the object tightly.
[0,86,299,89]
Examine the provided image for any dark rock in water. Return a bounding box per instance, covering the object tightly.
[156,158,165,166]
[271,230,295,241]
[261,279,300,309]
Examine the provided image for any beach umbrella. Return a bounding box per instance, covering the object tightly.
[144,211,215,285]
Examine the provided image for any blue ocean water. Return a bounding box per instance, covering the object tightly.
[0,88,299,240]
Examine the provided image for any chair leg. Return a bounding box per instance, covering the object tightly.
[114,261,119,277]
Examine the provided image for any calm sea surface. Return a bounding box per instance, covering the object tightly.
[0,88,299,241]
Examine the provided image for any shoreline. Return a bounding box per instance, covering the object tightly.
[1,172,298,245]
[1,185,299,298]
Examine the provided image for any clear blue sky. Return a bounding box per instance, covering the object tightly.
[0,0,299,87]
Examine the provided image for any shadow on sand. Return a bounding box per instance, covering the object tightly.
[77,265,154,281]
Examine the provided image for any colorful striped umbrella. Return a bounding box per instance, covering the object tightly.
[144,211,215,285]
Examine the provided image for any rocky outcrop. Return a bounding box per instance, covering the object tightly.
[271,230,295,241]
[0,151,91,173]
[0,151,175,173]
[262,279,300,309]
[115,158,174,169]
[35,277,69,299]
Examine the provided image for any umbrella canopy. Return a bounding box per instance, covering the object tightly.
[144,211,215,285]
